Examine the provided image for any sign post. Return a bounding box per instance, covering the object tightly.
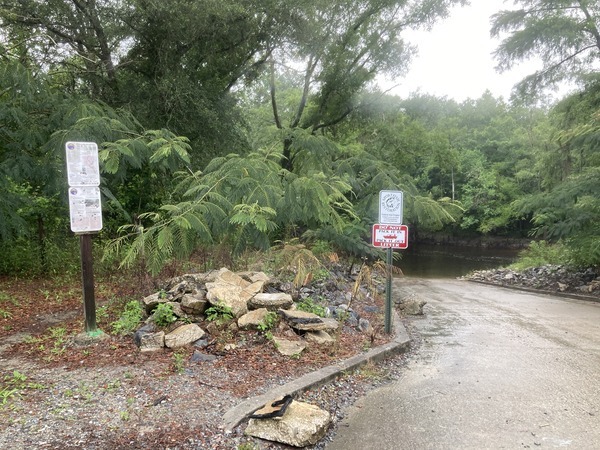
[373,190,406,334]
[65,141,103,335]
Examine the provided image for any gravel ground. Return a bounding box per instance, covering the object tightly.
[0,319,418,450]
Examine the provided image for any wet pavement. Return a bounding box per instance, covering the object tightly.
[326,278,600,449]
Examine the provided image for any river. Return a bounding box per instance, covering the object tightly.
[395,243,519,278]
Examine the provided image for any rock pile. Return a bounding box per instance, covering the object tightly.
[134,267,375,353]
[465,265,600,296]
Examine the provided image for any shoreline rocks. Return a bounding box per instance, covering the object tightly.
[464,265,600,297]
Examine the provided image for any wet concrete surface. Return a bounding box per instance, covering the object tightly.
[326,278,600,449]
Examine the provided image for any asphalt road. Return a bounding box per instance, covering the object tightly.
[326,278,600,450]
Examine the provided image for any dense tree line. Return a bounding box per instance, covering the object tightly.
[0,0,598,275]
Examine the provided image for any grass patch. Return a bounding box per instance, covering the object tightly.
[510,240,571,270]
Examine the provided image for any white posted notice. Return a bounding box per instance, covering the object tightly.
[66,141,101,186]
[66,141,103,233]
[68,186,103,233]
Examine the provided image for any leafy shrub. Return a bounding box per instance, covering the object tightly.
[111,300,144,335]
[205,303,234,324]
[296,297,327,317]
[152,303,177,327]
[510,240,570,270]
[257,311,279,332]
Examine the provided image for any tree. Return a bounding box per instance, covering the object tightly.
[0,0,129,100]
[0,53,192,274]
[265,0,466,171]
[491,0,600,97]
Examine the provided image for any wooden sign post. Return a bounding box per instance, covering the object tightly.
[65,141,103,334]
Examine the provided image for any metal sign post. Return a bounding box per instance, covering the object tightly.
[66,141,103,334]
[374,190,405,334]
[385,247,393,333]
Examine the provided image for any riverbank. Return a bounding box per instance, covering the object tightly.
[414,231,531,249]
[463,265,600,300]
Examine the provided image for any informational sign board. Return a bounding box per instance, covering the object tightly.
[68,186,103,233]
[66,141,101,186]
[372,224,408,249]
[66,141,102,233]
[379,190,403,225]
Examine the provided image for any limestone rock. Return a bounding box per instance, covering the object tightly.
[164,323,205,349]
[248,293,293,311]
[304,330,335,345]
[142,292,168,313]
[181,292,208,314]
[358,317,374,335]
[206,269,265,317]
[397,296,427,315]
[272,337,306,357]
[244,400,331,447]
[238,308,269,330]
[279,309,339,332]
[138,331,165,352]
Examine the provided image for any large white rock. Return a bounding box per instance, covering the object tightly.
[305,330,336,345]
[206,269,265,317]
[245,401,331,447]
[164,323,205,349]
[238,308,269,330]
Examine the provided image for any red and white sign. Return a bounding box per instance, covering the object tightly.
[372,224,408,249]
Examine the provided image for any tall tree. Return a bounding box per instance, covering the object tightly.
[266,0,466,171]
[491,0,600,97]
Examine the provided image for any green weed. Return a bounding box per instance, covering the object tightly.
[172,351,186,374]
[257,311,279,333]
[152,303,177,327]
[111,300,143,335]
[205,303,234,324]
[296,297,327,317]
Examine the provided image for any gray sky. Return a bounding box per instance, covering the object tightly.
[387,1,542,101]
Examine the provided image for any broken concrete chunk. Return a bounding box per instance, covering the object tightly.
[245,400,331,447]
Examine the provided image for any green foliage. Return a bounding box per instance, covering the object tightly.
[491,1,600,97]
[111,300,144,336]
[257,312,279,333]
[152,303,177,327]
[296,297,327,318]
[205,303,234,324]
[510,241,571,270]
[172,350,186,375]
[1,370,35,408]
